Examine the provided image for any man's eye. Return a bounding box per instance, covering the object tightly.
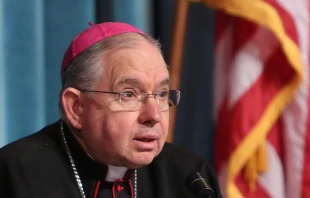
[121,91,135,98]
[158,91,168,98]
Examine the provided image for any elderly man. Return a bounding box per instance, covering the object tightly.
[0,22,222,198]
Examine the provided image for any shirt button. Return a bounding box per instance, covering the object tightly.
[116,184,124,192]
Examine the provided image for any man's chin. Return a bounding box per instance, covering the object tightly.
[125,153,157,169]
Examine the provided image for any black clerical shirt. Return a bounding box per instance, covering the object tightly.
[0,121,222,198]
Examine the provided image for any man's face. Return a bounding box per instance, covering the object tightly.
[79,39,170,168]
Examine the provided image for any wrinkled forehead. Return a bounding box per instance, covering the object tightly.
[100,41,169,90]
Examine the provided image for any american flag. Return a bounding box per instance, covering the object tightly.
[202,0,309,197]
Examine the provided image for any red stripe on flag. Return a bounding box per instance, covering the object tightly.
[215,97,230,171]
[215,12,231,45]
[231,18,258,57]
[266,116,284,164]
[215,13,258,54]
[264,0,299,45]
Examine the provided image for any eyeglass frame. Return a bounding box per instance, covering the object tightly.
[77,88,181,111]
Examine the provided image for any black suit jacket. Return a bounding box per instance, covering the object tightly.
[0,121,222,198]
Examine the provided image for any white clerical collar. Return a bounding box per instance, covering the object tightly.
[106,165,128,182]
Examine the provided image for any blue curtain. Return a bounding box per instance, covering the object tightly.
[0,0,95,147]
[113,0,152,33]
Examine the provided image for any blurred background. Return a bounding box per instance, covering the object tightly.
[1,0,309,198]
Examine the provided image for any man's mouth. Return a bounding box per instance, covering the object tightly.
[135,138,155,142]
[133,136,158,150]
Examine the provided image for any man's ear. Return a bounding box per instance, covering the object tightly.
[61,88,83,129]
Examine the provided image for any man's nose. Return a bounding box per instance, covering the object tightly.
[137,98,162,127]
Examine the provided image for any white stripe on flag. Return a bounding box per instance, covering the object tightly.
[228,26,279,108]
[214,24,233,120]
[258,141,285,198]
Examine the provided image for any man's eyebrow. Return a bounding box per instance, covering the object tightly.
[116,78,170,87]
[117,78,141,86]
[159,78,170,87]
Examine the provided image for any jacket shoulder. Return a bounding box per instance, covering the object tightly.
[0,121,79,197]
[0,121,61,163]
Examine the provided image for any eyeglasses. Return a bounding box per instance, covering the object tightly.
[79,89,181,111]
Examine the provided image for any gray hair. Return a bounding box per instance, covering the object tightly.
[59,33,162,119]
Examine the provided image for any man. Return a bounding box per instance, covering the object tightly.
[0,22,222,198]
